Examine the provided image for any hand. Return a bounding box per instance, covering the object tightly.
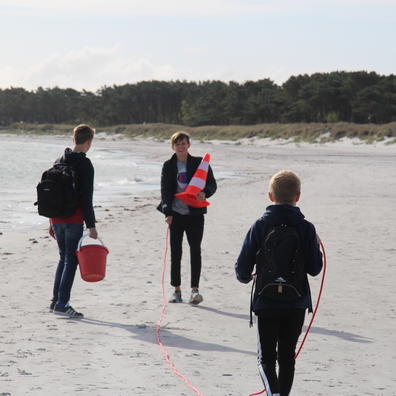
[316,233,321,245]
[49,225,56,239]
[89,227,98,239]
[165,216,173,225]
[197,191,206,201]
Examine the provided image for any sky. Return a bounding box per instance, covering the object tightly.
[0,0,395,91]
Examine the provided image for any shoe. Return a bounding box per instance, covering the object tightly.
[169,290,182,303]
[189,290,203,305]
[53,304,84,318]
[49,301,55,312]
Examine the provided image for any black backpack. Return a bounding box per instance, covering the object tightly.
[35,161,80,218]
[255,224,306,302]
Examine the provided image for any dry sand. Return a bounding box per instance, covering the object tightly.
[1,138,395,396]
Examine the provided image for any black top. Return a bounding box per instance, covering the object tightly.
[158,153,217,216]
[56,148,96,228]
[235,204,323,312]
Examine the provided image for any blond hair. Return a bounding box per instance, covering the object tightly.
[73,124,95,145]
[269,170,301,204]
[170,131,190,146]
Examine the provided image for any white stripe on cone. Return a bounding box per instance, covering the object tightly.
[174,153,211,208]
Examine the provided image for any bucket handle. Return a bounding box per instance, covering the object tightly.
[77,234,107,252]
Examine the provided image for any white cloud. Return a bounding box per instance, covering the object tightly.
[0,44,294,90]
[0,46,177,90]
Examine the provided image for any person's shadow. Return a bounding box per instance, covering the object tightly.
[304,325,372,343]
[191,305,373,344]
[62,305,371,355]
[76,316,256,356]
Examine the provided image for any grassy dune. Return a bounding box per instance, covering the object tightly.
[2,122,396,143]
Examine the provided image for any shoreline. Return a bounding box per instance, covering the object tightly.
[2,129,396,148]
[1,120,396,145]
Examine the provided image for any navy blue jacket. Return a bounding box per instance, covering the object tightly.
[158,153,217,216]
[235,204,322,313]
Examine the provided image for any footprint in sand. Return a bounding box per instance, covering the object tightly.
[17,368,32,375]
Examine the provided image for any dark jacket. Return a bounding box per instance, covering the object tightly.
[235,204,322,313]
[56,148,96,228]
[158,153,217,216]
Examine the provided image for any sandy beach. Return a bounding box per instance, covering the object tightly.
[1,137,395,396]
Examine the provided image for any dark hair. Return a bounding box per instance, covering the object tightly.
[73,124,95,145]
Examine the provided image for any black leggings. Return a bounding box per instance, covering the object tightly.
[257,308,305,396]
[169,213,204,288]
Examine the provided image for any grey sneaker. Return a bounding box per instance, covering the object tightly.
[169,290,182,303]
[189,290,203,305]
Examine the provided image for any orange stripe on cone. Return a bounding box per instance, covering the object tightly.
[175,153,211,208]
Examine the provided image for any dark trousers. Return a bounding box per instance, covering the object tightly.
[257,308,305,396]
[169,213,204,288]
[52,222,84,306]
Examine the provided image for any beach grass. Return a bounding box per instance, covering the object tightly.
[2,121,396,143]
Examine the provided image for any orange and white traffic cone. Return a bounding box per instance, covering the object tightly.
[175,153,211,208]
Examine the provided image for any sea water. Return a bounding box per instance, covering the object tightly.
[0,136,162,232]
[0,135,236,232]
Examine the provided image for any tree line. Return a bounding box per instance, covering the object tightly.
[1,71,396,127]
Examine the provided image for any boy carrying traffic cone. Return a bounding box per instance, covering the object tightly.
[158,132,217,304]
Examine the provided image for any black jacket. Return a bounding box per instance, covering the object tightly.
[235,204,323,313]
[158,153,217,216]
[56,148,96,228]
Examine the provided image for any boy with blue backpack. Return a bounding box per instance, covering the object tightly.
[235,170,323,396]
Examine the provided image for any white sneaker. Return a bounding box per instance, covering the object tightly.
[189,290,203,305]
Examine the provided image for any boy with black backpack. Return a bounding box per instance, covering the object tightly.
[37,124,98,318]
[235,170,323,396]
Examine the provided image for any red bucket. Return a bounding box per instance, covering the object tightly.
[76,236,109,282]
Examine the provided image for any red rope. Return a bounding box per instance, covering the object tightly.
[247,240,327,396]
[155,226,204,396]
